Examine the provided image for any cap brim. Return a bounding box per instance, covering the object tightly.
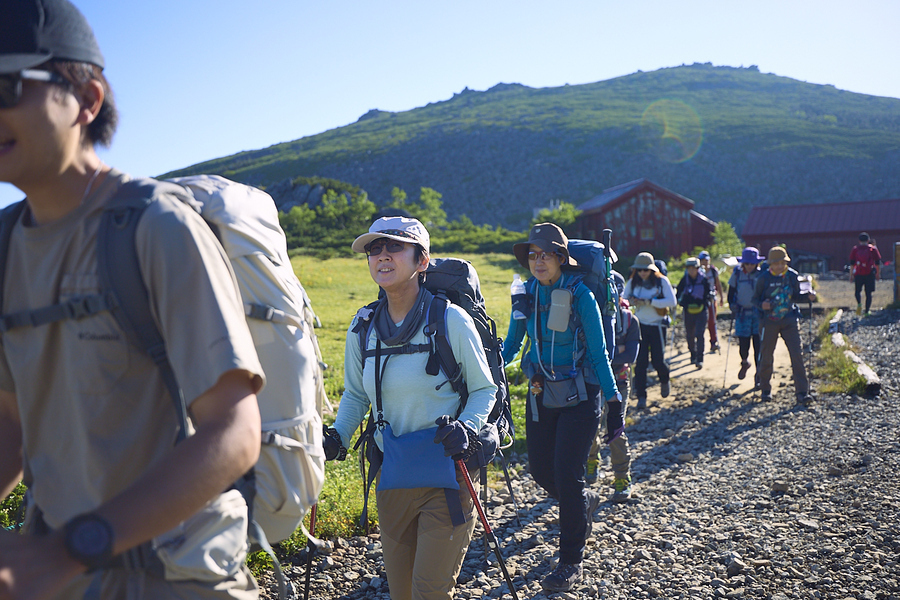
[629,263,658,272]
[513,239,576,269]
[351,232,421,253]
[0,53,52,74]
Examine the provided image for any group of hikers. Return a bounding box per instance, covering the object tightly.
[0,2,888,600]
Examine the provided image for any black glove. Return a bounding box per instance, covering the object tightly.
[323,424,347,461]
[605,400,625,444]
[433,415,477,461]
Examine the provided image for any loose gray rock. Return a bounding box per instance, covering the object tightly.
[260,309,900,600]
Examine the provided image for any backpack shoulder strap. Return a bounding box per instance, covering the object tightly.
[423,294,468,405]
[0,201,119,334]
[0,201,27,318]
[98,178,191,441]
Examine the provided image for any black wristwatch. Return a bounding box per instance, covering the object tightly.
[63,513,115,571]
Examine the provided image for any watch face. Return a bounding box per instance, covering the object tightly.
[71,518,112,555]
[65,514,113,567]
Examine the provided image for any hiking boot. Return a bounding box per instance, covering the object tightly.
[797,392,813,404]
[584,490,601,540]
[760,390,772,402]
[695,360,703,370]
[660,380,670,398]
[541,562,583,592]
[738,361,750,380]
[585,457,599,484]
[856,303,862,315]
[636,396,647,410]
[710,342,720,353]
[612,476,633,503]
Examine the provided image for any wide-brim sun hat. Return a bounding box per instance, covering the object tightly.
[629,252,659,272]
[0,0,105,74]
[738,247,763,264]
[513,222,578,270]
[767,246,790,263]
[351,216,430,254]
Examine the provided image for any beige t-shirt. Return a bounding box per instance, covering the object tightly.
[0,170,264,528]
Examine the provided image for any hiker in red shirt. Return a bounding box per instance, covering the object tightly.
[848,232,882,316]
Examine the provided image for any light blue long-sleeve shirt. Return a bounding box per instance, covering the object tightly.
[501,272,618,402]
[333,303,497,451]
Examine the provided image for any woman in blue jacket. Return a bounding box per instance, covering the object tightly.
[502,223,619,593]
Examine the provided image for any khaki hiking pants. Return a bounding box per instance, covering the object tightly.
[376,468,477,600]
[758,316,809,396]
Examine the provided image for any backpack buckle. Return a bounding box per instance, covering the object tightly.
[247,303,276,322]
[64,295,106,320]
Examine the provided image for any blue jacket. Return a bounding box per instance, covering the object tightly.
[502,272,618,402]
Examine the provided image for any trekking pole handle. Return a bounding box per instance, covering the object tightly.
[601,229,612,259]
[456,460,519,600]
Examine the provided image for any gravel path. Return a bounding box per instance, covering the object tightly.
[267,308,900,600]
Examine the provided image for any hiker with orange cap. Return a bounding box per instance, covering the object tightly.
[752,247,816,403]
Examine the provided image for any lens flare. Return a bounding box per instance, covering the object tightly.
[640,99,703,163]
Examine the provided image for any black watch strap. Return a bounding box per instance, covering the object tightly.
[63,513,115,571]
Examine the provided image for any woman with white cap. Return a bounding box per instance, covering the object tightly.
[622,252,677,409]
[324,216,498,600]
[501,222,619,593]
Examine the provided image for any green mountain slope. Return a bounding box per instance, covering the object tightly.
[167,64,900,231]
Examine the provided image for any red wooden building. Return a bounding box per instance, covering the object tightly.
[742,198,900,274]
[572,179,716,261]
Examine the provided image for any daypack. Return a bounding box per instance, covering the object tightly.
[728,266,761,310]
[538,238,620,362]
[851,244,878,276]
[351,257,516,532]
[0,175,326,598]
[678,275,708,307]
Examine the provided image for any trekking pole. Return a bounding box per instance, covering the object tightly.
[456,459,519,600]
[303,504,318,600]
[723,310,734,389]
[601,229,615,313]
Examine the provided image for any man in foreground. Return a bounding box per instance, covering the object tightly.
[0,1,265,597]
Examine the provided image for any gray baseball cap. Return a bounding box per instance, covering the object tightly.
[0,0,104,74]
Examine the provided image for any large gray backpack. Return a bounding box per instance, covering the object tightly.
[0,175,326,598]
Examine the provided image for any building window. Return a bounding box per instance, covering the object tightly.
[640,228,654,241]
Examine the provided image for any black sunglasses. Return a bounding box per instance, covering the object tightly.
[527,251,559,262]
[0,69,68,109]
[365,240,407,257]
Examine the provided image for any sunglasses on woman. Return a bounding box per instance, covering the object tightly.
[0,70,68,109]
[527,251,559,262]
[365,240,407,257]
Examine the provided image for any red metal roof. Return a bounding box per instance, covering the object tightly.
[577,179,695,214]
[742,198,900,237]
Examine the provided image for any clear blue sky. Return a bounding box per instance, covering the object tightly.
[3,0,899,207]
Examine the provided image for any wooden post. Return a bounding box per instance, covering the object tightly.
[895,242,899,304]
